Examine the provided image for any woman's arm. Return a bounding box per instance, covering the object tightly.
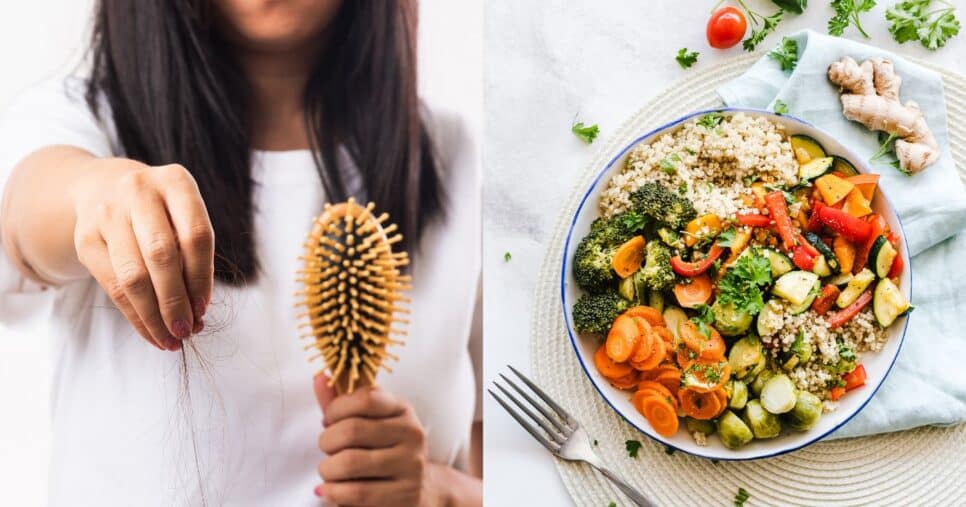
[0,146,213,349]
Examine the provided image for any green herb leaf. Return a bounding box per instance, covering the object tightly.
[769,36,799,71]
[676,47,700,68]
[625,439,643,458]
[671,153,682,162]
[887,0,960,50]
[572,121,600,144]
[829,0,876,38]
[608,503,617,507]
[619,211,649,233]
[734,487,751,507]
[717,251,773,314]
[743,9,785,51]
[593,439,599,446]
[697,112,725,129]
[664,445,676,455]
[660,158,677,175]
[773,99,789,115]
[870,132,899,161]
[678,181,689,195]
[691,304,716,338]
[717,228,738,247]
[771,0,807,14]
[742,174,761,186]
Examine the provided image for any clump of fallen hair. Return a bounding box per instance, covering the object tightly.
[828,56,939,174]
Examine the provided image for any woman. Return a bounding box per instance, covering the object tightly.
[0,1,481,506]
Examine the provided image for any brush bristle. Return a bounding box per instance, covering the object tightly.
[296,198,411,394]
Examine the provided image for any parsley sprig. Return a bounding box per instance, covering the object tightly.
[769,37,799,72]
[571,120,600,144]
[887,0,961,50]
[690,304,716,338]
[676,47,700,68]
[625,439,643,458]
[829,0,877,38]
[697,112,725,130]
[716,251,773,315]
[734,487,751,506]
[773,99,789,115]
[737,0,787,51]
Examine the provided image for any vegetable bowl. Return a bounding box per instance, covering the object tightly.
[561,108,911,460]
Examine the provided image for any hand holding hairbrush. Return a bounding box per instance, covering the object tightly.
[296,198,411,394]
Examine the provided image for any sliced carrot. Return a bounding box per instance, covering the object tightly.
[628,318,655,365]
[652,326,677,363]
[712,388,728,416]
[636,380,675,401]
[676,343,699,370]
[682,359,731,393]
[638,395,680,437]
[594,344,633,379]
[611,235,646,278]
[832,235,855,274]
[609,370,641,390]
[605,315,640,363]
[673,273,713,308]
[678,388,722,420]
[641,364,678,382]
[679,321,725,361]
[621,305,665,327]
[634,334,665,371]
[651,369,682,396]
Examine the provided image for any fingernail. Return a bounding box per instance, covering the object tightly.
[192,319,204,334]
[172,319,191,339]
[193,298,207,318]
[166,338,182,351]
[313,485,322,497]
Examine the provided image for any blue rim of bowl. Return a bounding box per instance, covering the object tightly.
[559,106,912,461]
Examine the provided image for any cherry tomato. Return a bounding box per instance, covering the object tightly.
[707,6,747,49]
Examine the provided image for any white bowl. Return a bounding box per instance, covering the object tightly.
[560,108,912,460]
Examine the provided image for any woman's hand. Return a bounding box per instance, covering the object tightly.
[71,159,214,351]
[314,375,458,506]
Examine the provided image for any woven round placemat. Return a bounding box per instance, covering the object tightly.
[529,52,966,507]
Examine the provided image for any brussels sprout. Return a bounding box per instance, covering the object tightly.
[618,275,638,302]
[712,300,753,337]
[729,335,765,379]
[750,369,776,397]
[717,410,754,449]
[761,374,797,414]
[648,290,666,313]
[685,417,716,436]
[785,391,823,431]
[662,306,688,344]
[756,299,784,337]
[742,399,782,439]
[727,380,749,410]
[782,329,812,372]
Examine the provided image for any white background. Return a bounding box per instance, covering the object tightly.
[483,1,965,506]
[0,1,480,505]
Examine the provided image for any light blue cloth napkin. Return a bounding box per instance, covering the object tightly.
[719,30,966,439]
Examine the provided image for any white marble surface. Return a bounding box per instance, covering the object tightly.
[482,1,966,505]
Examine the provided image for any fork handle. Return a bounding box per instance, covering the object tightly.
[591,464,653,507]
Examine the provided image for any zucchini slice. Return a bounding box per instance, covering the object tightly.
[647,290,666,313]
[803,231,841,274]
[812,255,832,278]
[827,272,854,286]
[786,280,820,314]
[773,270,820,306]
[837,268,875,308]
[618,276,638,302]
[791,135,826,164]
[798,156,834,181]
[760,248,794,277]
[868,235,898,278]
[873,278,911,327]
[831,155,859,176]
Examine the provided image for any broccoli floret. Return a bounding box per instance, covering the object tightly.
[573,215,641,293]
[572,292,630,334]
[630,182,697,230]
[640,241,675,291]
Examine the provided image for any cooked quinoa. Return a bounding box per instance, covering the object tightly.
[599,113,798,218]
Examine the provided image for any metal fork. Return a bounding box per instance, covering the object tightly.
[488,365,653,507]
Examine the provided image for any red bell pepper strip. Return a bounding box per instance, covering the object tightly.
[829,386,846,401]
[854,215,888,274]
[797,234,820,257]
[735,211,772,227]
[888,252,904,278]
[811,284,841,316]
[827,288,873,329]
[806,201,825,233]
[791,245,816,271]
[843,364,867,391]
[815,205,873,244]
[764,191,798,250]
[670,243,725,277]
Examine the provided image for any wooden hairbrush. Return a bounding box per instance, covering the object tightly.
[296,198,411,394]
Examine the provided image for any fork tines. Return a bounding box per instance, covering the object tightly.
[488,365,577,453]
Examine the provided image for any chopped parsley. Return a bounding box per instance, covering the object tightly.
[664,445,676,455]
[769,36,799,72]
[625,439,643,458]
[678,181,688,195]
[660,158,677,175]
[734,487,751,506]
[670,153,682,162]
[773,99,789,115]
[685,147,696,155]
[697,112,725,130]
[593,439,599,446]
[572,120,600,144]
[608,503,617,507]
[503,251,512,262]
[716,251,773,315]
[887,0,960,50]
[742,174,761,186]
[871,132,899,162]
[619,211,649,233]
[828,0,876,38]
[676,47,700,68]
[717,228,738,248]
[743,8,785,51]
[690,304,716,338]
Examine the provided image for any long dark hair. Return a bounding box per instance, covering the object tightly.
[86,0,443,284]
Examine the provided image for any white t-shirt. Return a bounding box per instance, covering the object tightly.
[0,78,481,507]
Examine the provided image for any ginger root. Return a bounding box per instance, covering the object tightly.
[827,56,939,174]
